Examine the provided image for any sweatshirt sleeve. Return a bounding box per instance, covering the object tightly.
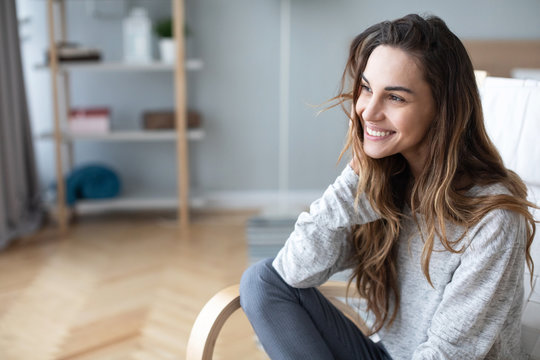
[272,165,381,288]
[412,209,527,360]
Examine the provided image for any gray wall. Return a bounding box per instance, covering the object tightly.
[17,0,540,202]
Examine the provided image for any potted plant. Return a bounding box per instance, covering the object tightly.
[154,18,190,63]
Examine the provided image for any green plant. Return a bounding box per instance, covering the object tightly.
[154,18,172,38]
[154,18,191,38]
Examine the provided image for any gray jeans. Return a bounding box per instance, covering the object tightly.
[240,258,392,360]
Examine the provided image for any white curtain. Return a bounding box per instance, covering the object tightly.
[0,0,43,249]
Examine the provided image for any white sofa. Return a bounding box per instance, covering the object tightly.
[479,76,540,358]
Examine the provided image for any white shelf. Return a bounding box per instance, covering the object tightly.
[74,195,206,213]
[45,194,206,214]
[78,196,177,212]
[38,129,205,142]
[36,59,204,72]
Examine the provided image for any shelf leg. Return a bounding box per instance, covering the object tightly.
[174,0,190,228]
[59,0,75,172]
[47,0,68,233]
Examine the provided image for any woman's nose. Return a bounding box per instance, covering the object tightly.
[357,97,384,122]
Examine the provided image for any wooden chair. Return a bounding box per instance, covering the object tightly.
[186,281,368,360]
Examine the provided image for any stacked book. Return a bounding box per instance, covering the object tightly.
[46,42,101,63]
[245,215,297,265]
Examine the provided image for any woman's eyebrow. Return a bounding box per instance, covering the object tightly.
[362,75,414,94]
[385,86,414,94]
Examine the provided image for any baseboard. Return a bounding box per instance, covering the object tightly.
[194,190,322,212]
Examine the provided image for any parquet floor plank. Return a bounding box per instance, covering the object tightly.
[0,211,269,359]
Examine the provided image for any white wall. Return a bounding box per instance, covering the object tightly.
[17,0,540,203]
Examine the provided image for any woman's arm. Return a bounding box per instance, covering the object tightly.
[412,209,527,359]
[272,165,381,288]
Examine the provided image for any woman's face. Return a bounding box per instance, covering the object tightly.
[355,45,436,176]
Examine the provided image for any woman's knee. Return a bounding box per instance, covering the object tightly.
[239,258,276,313]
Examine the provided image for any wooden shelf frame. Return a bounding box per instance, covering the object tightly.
[46,0,193,231]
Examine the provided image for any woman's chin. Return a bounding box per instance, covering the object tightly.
[363,147,393,160]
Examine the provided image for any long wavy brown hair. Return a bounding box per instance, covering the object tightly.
[333,14,537,335]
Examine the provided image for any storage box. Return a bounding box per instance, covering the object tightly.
[142,110,202,130]
[68,107,110,134]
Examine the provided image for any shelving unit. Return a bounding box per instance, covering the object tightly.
[46,0,197,231]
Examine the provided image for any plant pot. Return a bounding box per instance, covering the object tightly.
[158,38,175,63]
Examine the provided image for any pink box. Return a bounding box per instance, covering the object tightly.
[69,107,110,134]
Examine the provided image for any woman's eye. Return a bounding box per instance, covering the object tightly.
[389,94,405,102]
[361,84,372,93]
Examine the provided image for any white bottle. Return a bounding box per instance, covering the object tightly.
[123,7,152,63]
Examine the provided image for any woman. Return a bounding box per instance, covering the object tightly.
[240,14,536,360]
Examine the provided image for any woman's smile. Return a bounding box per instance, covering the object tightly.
[364,124,396,139]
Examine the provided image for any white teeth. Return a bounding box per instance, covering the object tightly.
[367,127,392,137]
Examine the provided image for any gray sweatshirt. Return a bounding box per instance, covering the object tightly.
[273,165,527,359]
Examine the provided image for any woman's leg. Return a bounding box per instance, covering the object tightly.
[240,258,390,360]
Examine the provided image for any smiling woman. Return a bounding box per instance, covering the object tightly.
[355,46,436,177]
[239,13,537,360]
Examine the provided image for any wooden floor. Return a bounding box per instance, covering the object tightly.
[0,210,270,360]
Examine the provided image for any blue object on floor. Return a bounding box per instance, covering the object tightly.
[65,164,121,205]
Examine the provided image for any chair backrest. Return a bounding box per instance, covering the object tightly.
[478,76,540,357]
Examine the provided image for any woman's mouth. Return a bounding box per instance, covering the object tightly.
[365,126,395,138]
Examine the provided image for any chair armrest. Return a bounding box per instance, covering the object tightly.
[186,284,242,360]
[319,281,358,298]
[186,282,369,359]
